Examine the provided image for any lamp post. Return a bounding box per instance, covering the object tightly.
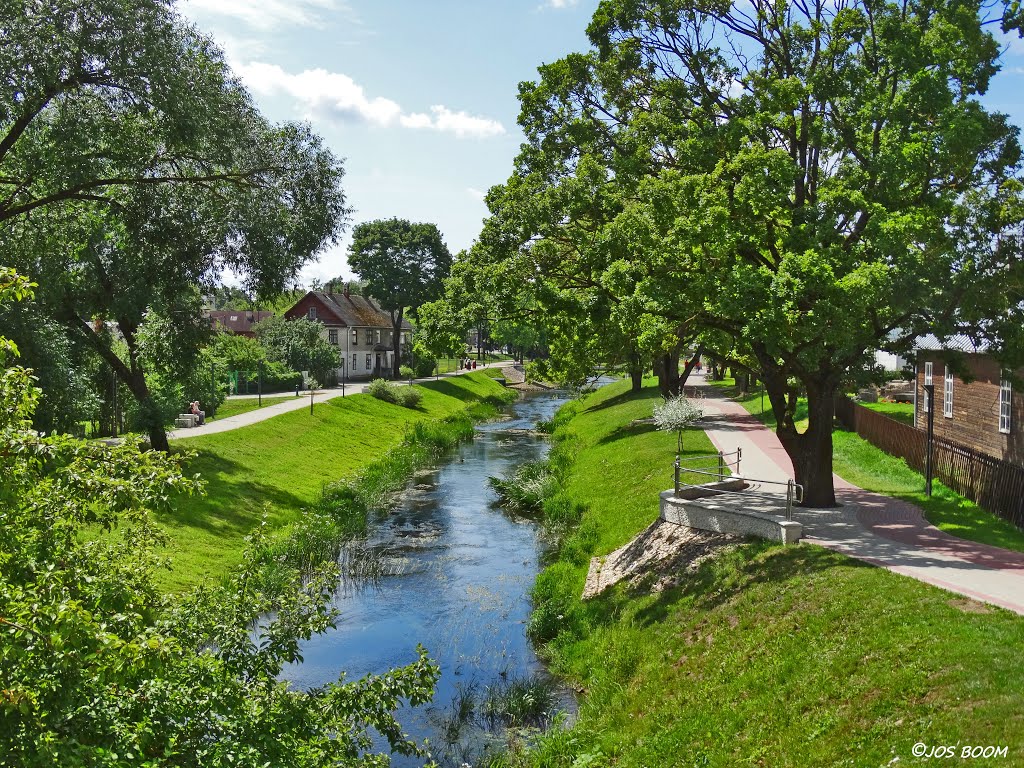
[924,383,935,496]
[257,360,262,407]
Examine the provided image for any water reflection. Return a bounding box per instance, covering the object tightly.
[284,390,572,765]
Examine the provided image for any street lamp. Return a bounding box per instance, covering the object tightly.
[924,383,935,496]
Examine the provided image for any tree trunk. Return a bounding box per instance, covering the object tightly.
[628,350,643,391]
[655,350,681,397]
[678,344,704,393]
[762,369,837,507]
[124,367,170,452]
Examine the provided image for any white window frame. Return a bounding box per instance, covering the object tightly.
[999,377,1012,434]
[328,328,338,345]
[943,367,953,418]
[923,361,933,414]
[351,328,358,345]
[364,329,372,345]
[308,306,317,320]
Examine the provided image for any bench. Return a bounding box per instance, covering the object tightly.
[175,413,199,428]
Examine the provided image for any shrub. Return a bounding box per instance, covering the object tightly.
[399,365,415,379]
[489,460,558,515]
[414,356,437,378]
[395,386,422,409]
[366,378,398,403]
[653,394,705,454]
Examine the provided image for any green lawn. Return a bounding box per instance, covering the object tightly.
[709,378,1024,552]
[515,379,1024,766]
[161,372,512,591]
[209,395,295,421]
[860,399,916,425]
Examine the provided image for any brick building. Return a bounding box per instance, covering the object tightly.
[914,337,1023,465]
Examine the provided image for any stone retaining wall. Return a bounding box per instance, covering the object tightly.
[660,490,803,544]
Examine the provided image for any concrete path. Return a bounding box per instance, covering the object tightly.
[691,374,1024,615]
[169,362,509,440]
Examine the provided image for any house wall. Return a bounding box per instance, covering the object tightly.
[914,353,1024,464]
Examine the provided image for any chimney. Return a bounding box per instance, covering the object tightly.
[343,282,350,298]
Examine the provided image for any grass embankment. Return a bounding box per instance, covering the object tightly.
[507,379,1024,766]
[210,395,294,421]
[709,379,1024,553]
[163,372,514,591]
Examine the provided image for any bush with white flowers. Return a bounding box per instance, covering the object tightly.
[653,394,705,455]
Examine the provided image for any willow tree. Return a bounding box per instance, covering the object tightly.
[485,0,1024,505]
[0,0,348,451]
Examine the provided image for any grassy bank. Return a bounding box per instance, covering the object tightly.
[211,395,294,421]
[503,379,1024,766]
[162,372,514,591]
[709,379,1024,553]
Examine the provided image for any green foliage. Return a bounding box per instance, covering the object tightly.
[399,364,415,379]
[0,272,439,766]
[366,378,399,403]
[413,351,439,378]
[489,461,558,515]
[348,218,452,377]
[255,316,339,380]
[652,394,705,454]
[480,0,1024,504]
[395,386,422,409]
[0,0,348,451]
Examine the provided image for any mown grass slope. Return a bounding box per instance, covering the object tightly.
[514,379,1024,767]
[161,372,511,591]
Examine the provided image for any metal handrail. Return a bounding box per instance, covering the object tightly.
[672,446,803,519]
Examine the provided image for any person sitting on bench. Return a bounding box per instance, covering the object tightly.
[190,401,206,426]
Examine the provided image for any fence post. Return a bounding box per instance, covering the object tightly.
[674,457,680,496]
[786,479,794,520]
[718,450,724,482]
[737,447,742,476]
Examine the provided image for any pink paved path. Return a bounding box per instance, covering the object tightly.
[692,375,1024,615]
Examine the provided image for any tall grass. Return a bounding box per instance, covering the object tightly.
[257,410,485,578]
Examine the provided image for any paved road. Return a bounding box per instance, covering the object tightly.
[693,374,1024,615]
[169,362,509,440]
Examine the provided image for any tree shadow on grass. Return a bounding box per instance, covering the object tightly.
[418,378,478,402]
[597,421,659,445]
[163,452,309,536]
[584,387,661,414]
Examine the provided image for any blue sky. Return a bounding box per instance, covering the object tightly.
[178,1,1024,287]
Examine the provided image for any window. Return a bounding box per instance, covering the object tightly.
[1000,377,1012,434]
[365,329,372,345]
[308,306,317,320]
[923,361,933,413]
[943,367,953,418]
[352,328,358,345]
[365,354,372,370]
[375,329,381,344]
[328,329,338,345]
[351,354,357,371]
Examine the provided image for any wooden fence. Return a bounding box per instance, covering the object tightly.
[834,396,1024,530]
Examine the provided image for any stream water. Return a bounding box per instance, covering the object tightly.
[284,389,573,766]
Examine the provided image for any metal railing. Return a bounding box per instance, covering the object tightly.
[673,448,804,520]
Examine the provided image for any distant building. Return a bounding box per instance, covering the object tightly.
[284,287,413,380]
[205,310,274,338]
[914,335,1022,465]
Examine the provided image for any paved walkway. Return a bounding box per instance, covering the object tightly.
[169,362,509,440]
[691,374,1024,615]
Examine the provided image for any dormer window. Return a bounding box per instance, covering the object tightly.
[308,306,317,320]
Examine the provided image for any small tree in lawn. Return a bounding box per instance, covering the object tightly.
[653,395,704,457]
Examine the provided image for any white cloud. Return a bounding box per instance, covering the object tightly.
[466,187,487,200]
[235,62,506,139]
[546,0,579,7]
[181,0,347,30]
[401,106,505,139]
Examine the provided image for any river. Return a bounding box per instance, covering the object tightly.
[284,388,573,766]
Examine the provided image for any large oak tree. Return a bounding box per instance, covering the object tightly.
[482,0,1024,505]
[0,0,348,451]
